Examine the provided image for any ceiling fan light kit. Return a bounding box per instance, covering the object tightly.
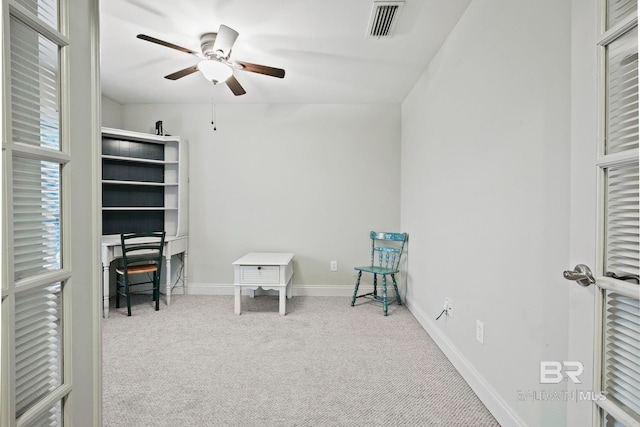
[197,60,233,84]
[137,24,285,96]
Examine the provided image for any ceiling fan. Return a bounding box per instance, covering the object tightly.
[137,24,285,96]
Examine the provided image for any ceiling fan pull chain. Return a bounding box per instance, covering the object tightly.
[211,94,217,131]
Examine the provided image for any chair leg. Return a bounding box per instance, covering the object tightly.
[115,279,120,309]
[154,272,160,311]
[391,273,402,305]
[351,271,362,306]
[373,274,377,297]
[382,275,388,316]
[126,283,132,316]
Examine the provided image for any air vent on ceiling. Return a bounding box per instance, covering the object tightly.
[367,1,405,38]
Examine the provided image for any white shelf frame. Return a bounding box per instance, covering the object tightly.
[101,127,188,238]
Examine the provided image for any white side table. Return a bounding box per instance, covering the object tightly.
[232,252,294,315]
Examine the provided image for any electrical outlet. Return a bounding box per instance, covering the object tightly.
[445,298,454,319]
[330,261,338,271]
[476,320,484,344]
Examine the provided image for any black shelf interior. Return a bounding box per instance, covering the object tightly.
[102,183,164,207]
[102,137,167,235]
[102,210,164,235]
[102,159,164,183]
[102,138,164,160]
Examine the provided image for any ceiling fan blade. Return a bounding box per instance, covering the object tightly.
[164,64,199,80]
[137,34,202,58]
[234,61,285,78]
[226,75,246,96]
[212,25,239,59]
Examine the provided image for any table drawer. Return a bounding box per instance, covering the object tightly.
[239,265,280,284]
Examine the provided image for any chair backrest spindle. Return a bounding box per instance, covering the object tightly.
[369,231,407,271]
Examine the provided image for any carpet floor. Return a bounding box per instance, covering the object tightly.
[102,294,500,426]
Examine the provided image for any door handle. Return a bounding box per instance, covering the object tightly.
[605,271,640,284]
[563,264,595,287]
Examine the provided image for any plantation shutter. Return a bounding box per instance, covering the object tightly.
[605,26,639,155]
[600,192,640,427]
[605,164,640,277]
[10,15,60,152]
[14,0,58,29]
[597,1,639,425]
[12,157,61,281]
[603,292,640,423]
[14,284,62,419]
[607,0,638,28]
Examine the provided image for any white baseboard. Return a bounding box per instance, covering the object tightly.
[169,285,186,295]
[404,298,527,427]
[186,283,229,295]
[186,283,373,297]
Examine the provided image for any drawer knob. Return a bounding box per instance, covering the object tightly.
[257,266,261,270]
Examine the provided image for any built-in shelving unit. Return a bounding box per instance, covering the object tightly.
[101,127,188,237]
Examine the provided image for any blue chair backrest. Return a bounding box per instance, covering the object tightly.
[369,231,407,270]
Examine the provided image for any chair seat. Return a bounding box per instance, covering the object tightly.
[354,265,398,275]
[116,264,158,275]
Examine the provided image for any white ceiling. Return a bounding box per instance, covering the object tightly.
[100,0,472,105]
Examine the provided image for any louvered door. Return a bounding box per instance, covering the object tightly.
[595,1,639,425]
[2,0,73,425]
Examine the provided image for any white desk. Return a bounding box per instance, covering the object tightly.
[233,252,294,315]
[101,235,188,318]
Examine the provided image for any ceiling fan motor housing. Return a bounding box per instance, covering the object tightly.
[201,33,223,59]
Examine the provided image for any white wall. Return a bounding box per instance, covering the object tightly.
[101,95,123,128]
[400,0,572,426]
[121,103,401,293]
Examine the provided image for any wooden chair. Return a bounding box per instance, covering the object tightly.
[116,231,165,316]
[351,231,407,316]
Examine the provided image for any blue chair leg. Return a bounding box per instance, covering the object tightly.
[391,273,402,305]
[351,271,362,306]
[382,275,388,316]
[373,274,377,297]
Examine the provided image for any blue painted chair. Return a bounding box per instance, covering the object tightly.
[115,231,165,316]
[351,231,407,316]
